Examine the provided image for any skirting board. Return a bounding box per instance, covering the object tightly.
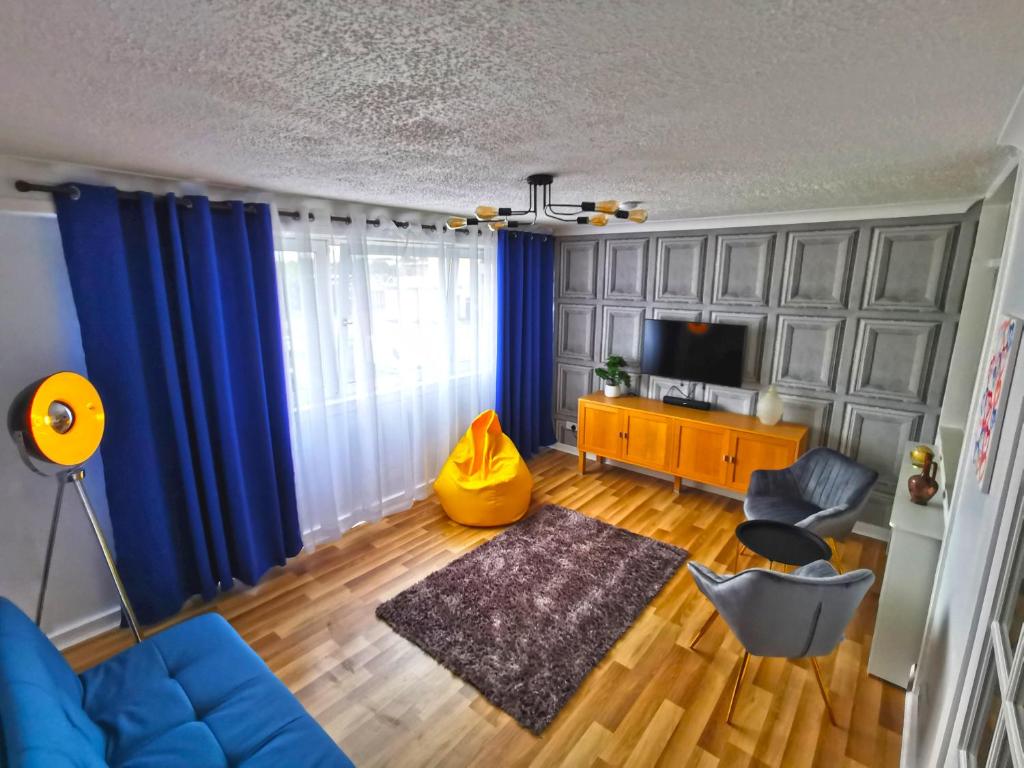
[49,605,122,650]
[550,443,891,543]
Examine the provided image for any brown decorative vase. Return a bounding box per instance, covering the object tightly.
[908,456,939,505]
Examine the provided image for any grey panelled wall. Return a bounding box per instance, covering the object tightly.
[554,207,980,527]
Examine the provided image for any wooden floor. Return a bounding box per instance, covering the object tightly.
[65,449,903,767]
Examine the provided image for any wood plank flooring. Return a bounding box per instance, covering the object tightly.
[64,449,903,767]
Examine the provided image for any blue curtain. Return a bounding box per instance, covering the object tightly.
[496,230,556,458]
[54,184,301,624]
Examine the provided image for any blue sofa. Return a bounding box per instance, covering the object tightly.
[0,598,353,767]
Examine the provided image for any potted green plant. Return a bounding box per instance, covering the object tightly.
[595,355,631,398]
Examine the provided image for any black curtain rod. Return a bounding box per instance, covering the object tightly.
[15,180,469,234]
[16,180,245,213]
[275,208,465,234]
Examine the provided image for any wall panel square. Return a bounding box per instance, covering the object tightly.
[558,240,599,299]
[654,236,705,303]
[778,393,834,448]
[556,304,597,361]
[604,239,648,301]
[653,307,703,322]
[772,315,845,392]
[840,403,923,493]
[712,233,774,306]
[601,306,645,365]
[556,420,579,447]
[781,229,856,308]
[849,319,940,403]
[646,376,678,400]
[703,385,757,415]
[862,224,957,311]
[556,363,596,417]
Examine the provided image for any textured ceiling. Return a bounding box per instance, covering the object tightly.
[1,1,1023,219]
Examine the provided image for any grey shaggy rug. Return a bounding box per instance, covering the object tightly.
[375,504,688,733]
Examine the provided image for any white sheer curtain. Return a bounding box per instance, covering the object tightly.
[272,206,497,545]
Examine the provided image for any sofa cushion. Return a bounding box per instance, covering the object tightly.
[0,598,107,767]
[79,613,352,768]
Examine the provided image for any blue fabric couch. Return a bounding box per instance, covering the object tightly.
[0,598,353,767]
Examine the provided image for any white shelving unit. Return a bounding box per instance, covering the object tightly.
[868,440,948,689]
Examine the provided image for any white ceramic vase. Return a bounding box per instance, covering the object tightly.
[603,383,622,398]
[756,385,784,426]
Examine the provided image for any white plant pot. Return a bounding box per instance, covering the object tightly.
[603,383,623,398]
[756,385,784,426]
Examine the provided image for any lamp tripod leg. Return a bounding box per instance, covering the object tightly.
[69,470,143,643]
[35,474,68,627]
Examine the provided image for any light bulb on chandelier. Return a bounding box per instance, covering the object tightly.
[447,174,649,230]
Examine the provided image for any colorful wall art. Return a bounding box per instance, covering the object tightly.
[973,315,1021,492]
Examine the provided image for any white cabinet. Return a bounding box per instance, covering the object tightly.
[868,441,946,688]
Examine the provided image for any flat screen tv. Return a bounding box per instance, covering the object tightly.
[640,319,746,388]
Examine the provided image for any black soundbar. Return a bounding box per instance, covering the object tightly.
[662,395,712,410]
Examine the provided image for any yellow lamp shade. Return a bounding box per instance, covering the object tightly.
[475,205,499,220]
[12,372,105,466]
[446,216,468,229]
[487,220,507,231]
[595,200,619,214]
[628,208,648,223]
[590,213,609,226]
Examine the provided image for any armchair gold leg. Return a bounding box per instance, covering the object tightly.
[689,610,718,649]
[810,657,838,726]
[827,537,844,573]
[726,651,750,724]
[734,541,749,572]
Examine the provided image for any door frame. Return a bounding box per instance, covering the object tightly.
[952,342,1024,766]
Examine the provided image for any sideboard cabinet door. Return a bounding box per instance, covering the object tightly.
[579,403,625,459]
[676,423,730,486]
[727,432,798,492]
[623,412,674,471]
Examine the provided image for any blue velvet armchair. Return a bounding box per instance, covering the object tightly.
[744,447,878,557]
[688,560,875,725]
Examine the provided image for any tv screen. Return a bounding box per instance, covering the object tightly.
[641,319,746,388]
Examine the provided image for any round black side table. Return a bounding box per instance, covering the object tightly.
[734,519,832,571]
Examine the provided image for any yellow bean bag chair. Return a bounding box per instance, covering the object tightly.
[434,409,533,527]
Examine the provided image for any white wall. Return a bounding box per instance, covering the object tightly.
[940,171,1013,441]
[911,149,1024,762]
[0,210,120,646]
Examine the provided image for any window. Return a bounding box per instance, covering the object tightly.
[273,214,498,542]
[277,229,495,409]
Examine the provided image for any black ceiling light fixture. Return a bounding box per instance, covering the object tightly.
[446,173,649,231]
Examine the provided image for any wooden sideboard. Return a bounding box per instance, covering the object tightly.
[577,393,809,494]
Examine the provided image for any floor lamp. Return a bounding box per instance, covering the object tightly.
[8,371,142,642]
